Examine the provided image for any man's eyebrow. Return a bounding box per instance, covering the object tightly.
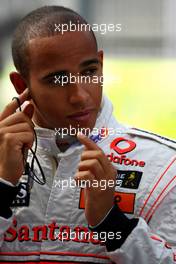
[41,70,68,80]
[80,58,99,68]
[41,59,99,80]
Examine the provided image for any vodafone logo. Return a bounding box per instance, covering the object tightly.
[110,137,136,154]
[108,137,146,167]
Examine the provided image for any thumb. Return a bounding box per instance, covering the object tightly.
[23,103,34,119]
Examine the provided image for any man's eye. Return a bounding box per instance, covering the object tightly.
[54,74,69,86]
[82,68,98,76]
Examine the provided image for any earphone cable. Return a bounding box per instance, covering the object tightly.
[12,97,46,186]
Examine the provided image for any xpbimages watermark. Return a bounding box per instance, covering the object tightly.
[54,73,120,86]
[55,125,125,139]
[54,178,115,190]
[54,73,103,86]
[54,228,122,243]
[54,21,122,35]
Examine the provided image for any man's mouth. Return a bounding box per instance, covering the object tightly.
[67,109,94,121]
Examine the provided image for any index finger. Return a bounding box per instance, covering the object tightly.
[0,89,30,121]
[77,132,101,150]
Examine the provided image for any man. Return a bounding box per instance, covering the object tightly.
[0,5,175,264]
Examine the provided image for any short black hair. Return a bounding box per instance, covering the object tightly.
[11,5,97,79]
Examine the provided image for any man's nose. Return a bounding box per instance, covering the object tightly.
[68,83,89,105]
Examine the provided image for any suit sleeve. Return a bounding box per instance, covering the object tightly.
[0,181,19,247]
[89,188,176,264]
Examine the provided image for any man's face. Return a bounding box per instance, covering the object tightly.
[27,30,103,132]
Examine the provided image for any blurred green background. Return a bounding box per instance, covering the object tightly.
[103,58,176,139]
[1,58,175,139]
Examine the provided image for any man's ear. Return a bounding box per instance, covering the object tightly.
[9,72,27,95]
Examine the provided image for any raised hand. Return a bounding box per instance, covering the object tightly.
[76,133,116,226]
[0,89,34,185]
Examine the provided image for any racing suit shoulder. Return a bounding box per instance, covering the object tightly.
[127,127,176,150]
